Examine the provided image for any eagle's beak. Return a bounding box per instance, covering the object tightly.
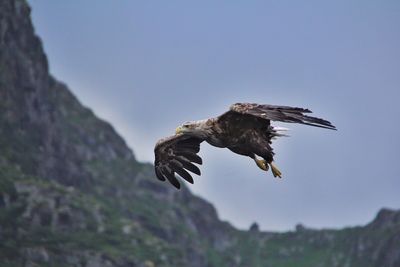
[175,126,183,135]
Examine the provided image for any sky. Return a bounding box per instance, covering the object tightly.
[28,0,400,231]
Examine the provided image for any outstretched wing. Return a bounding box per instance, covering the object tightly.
[226,103,336,130]
[154,134,204,189]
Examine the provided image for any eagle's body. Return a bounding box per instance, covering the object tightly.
[154,103,336,189]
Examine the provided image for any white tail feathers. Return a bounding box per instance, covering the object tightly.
[273,126,289,132]
[271,126,290,139]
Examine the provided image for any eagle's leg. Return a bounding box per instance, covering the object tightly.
[253,156,269,171]
[269,162,282,178]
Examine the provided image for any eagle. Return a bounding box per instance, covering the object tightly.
[154,103,336,189]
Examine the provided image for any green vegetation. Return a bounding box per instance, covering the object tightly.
[0,167,184,266]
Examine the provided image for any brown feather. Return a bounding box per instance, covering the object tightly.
[154,134,203,189]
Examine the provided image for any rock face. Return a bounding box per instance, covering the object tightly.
[0,1,399,266]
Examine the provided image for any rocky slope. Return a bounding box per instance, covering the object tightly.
[0,0,399,266]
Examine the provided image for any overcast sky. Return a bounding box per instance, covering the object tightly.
[28,0,400,231]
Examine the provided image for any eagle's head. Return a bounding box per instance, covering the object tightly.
[175,119,211,138]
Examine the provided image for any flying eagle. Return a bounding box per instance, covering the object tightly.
[154,103,336,189]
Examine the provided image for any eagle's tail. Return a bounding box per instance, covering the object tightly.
[230,103,336,130]
[257,104,337,130]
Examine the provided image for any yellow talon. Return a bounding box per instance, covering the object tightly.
[269,162,282,178]
[255,159,269,171]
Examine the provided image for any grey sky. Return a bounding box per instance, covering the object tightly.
[28,0,400,231]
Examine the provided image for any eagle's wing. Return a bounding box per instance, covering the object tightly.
[225,103,336,130]
[154,134,204,189]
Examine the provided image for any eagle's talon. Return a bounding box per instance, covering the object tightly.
[269,162,282,178]
[255,159,269,171]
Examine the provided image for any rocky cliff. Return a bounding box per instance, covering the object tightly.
[0,1,399,266]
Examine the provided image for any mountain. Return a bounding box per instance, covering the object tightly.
[0,1,399,266]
